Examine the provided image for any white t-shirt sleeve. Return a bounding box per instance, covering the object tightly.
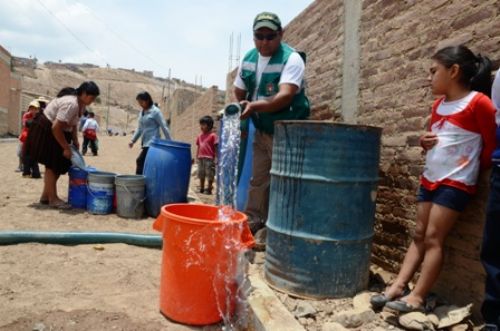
[279,52,305,88]
[233,64,247,91]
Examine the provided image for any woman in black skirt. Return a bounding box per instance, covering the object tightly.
[25,81,100,208]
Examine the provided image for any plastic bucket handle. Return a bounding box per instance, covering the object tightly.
[115,183,147,212]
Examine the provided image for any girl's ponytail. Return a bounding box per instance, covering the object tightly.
[470,54,492,97]
[432,45,493,97]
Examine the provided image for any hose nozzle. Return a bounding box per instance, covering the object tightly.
[224,102,246,116]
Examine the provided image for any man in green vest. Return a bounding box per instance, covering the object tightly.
[233,12,310,244]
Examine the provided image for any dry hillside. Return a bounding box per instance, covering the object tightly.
[13,58,208,134]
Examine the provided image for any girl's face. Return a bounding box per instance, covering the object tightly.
[428,60,459,95]
[28,106,39,114]
[137,99,149,110]
[200,123,209,132]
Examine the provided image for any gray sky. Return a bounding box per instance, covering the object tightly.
[0,0,314,89]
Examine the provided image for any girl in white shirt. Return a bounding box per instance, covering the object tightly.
[371,45,497,313]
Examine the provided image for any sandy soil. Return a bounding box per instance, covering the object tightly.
[0,135,219,331]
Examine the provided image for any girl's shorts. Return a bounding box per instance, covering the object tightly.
[417,185,471,212]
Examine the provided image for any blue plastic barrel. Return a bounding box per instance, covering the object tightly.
[236,120,255,211]
[68,166,96,209]
[143,138,192,217]
[265,121,382,298]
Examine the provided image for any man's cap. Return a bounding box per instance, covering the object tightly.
[253,12,282,31]
[28,100,40,108]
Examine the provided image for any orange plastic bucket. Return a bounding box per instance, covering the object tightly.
[153,203,255,325]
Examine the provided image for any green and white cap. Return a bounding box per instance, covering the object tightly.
[253,12,282,31]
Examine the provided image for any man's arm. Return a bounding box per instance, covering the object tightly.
[234,87,247,102]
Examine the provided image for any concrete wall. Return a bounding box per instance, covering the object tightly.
[169,86,225,157]
[281,0,500,316]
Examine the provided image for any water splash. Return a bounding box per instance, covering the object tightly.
[216,112,241,212]
[214,109,251,330]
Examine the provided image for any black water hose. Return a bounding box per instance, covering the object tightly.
[0,231,162,248]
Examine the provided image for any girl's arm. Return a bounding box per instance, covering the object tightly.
[52,120,72,158]
[155,111,171,140]
[475,95,497,170]
[419,100,441,150]
[130,114,143,145]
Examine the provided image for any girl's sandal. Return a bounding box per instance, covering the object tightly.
[385,299,425,313]
[370,286,411,310]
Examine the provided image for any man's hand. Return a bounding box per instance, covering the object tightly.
[128,142,134,149]
[420,132,438,150]
[240,101,254,120]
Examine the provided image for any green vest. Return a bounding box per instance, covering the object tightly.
[240,43,310,134]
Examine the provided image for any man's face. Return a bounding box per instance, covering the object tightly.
[254,27,282,57]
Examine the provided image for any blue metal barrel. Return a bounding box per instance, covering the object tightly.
[143,138,192,218]
[264,121,382,298]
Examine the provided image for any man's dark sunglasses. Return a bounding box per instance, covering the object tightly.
[254,32,278,41]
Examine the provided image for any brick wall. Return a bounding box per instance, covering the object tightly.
[169,86,225,157]
[280,0,500,316]
[284,0,345,120]
[169,88,202,118]
[0,45,21,136]
[0,46,12,133]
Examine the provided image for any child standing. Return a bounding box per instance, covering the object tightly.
[481,69,500,330]
[370,45,497,313]
[196,116,218,194]
[20,100,41,178]
[82,111,99,156]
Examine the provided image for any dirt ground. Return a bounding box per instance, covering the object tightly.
[0,135,219,331]
[0,135,477,331]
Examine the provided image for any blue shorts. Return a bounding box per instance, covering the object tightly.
[417,185,471,212]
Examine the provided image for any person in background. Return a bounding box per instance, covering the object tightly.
[15,142,23,173]
[370,45,496,313]
[79,110,89,132]
[82,111,99,156]
[19,100,41,178]
[25,81,100,209]
[196,115,218,194]
[129,91,171,175]
[481,69,500,331]
[37,96,50,113]
[233,12,310,243]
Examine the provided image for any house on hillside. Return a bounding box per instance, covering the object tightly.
[0,45,21,137]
